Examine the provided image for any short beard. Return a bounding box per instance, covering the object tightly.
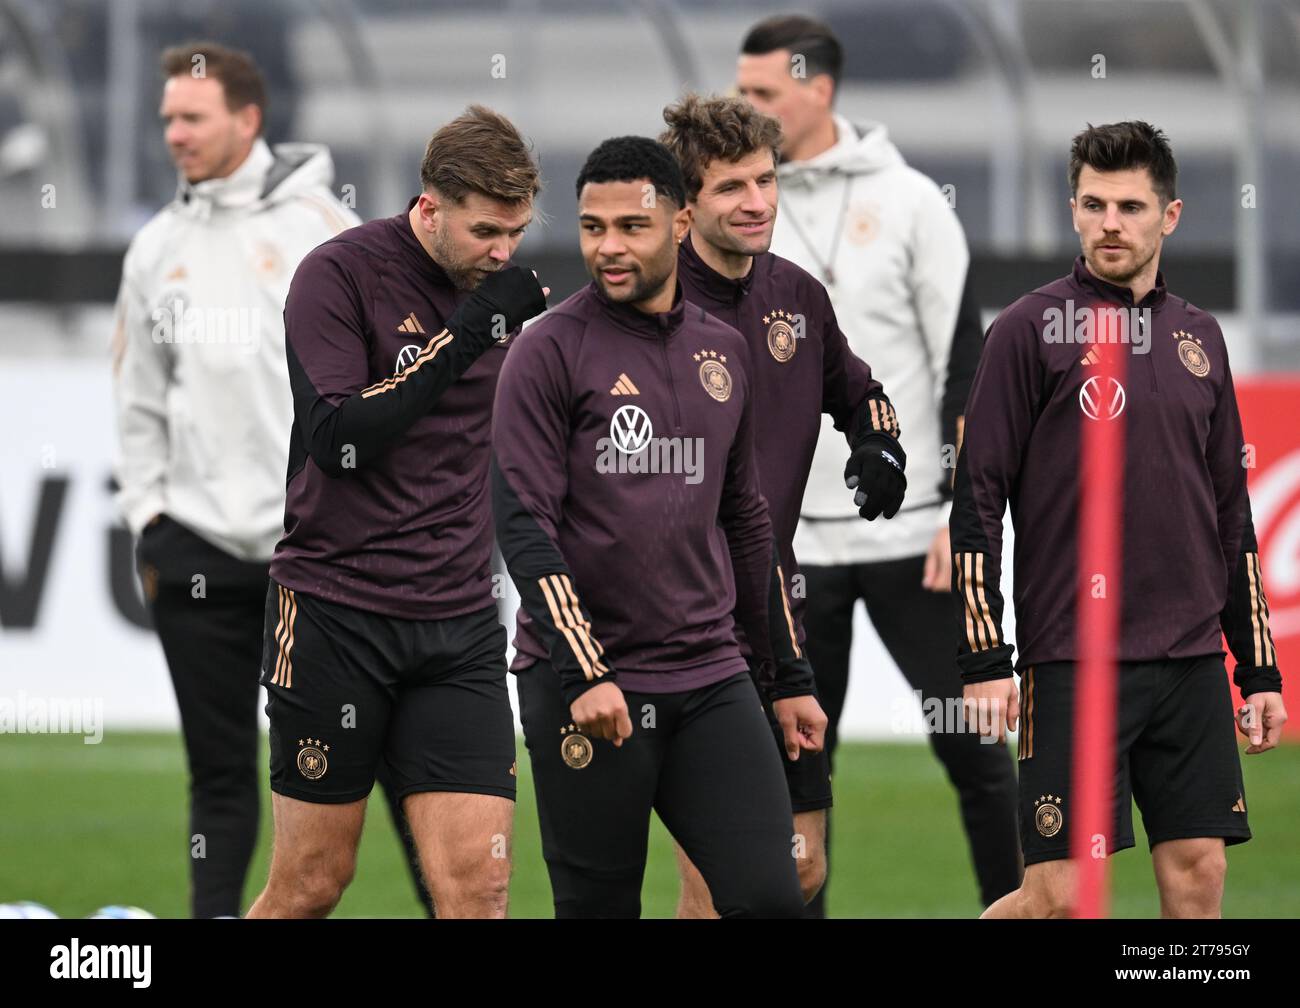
[431,225,490,291]
[600,259,673,308]
[1089,242,1156,288]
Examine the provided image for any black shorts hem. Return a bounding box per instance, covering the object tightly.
[1145,827,1252,850]
[269,782,376,805]
[395,781,517,802]
[1023,837,1136,866]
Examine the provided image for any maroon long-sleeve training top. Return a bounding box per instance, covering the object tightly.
[491,280,812,702]
[270,203,511,619]
[676,232,884,644]
[951,256,1281,698]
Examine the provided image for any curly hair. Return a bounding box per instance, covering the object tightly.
[659,93,783,201]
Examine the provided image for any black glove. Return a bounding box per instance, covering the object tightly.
[844,434,906,519]
[447,265,547,346]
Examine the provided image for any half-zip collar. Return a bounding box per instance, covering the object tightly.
[678,230,759,308]
[591,278,687,341]
[1072,254,1167,310]
[391,197,457,292]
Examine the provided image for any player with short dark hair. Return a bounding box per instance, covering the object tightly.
[492,135,827,918]
[955,120,1287,918]
[244,105,549,919]
[659,92,905,917]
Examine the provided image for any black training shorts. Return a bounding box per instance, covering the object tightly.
[261,582,516,805]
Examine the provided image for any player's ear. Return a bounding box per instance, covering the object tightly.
[235,102,260,142]
[417,190,440,230]
[1069,197,1080,233]
[673,203,692,242]
[809,73,835,110]
[1162,197,1183,236]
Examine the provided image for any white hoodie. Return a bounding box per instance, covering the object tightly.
[771,115,969,564]
[111,139,359,561]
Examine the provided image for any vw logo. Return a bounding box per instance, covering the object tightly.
[395,344,423,374]
[1079,375,1126,421]
[610,404,653,454]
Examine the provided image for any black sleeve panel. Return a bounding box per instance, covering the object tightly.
[951,447,1013,683]
[764,546,817,702]
[286,320,494,478]
[1221,523,1282,697]
[940,271,984,499]
[491,457,613,704]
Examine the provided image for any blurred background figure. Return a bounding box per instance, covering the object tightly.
[110,40,366,917]
[735,13,1021,914]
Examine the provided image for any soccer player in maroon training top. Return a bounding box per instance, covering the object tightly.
[493,137,829,918]
[954,121,1287,917]
[245,107,548,919]
[659,93,906,916]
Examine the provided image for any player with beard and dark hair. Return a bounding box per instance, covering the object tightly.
[492,136,827,918]
[955,120,1286,918]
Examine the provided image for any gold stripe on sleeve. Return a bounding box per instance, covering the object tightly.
[775,564,802,659]
[539,576,597,681]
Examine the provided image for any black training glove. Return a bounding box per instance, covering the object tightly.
[844,434,906,519]
[447,265,547,346]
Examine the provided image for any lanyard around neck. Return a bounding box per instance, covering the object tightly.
[781,172,855,287]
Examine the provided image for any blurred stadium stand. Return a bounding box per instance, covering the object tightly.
[3,0,1299,740]
[0,0,1296,365]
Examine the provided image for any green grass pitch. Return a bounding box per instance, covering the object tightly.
[1,732,1296,918]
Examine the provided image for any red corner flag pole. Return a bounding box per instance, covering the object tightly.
[1071,305,1127,918]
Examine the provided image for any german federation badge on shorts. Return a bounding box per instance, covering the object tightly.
[1034,794,1063,837]
[297,738,330,780]
[559,724,593,769]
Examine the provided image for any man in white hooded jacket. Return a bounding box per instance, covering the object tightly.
[736,14,1020,914]
[111,41,394,918]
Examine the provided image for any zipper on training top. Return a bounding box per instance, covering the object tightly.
[658,326,682,432]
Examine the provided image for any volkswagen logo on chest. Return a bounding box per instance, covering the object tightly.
[610,404,653,454]
[1079,375,1126,421]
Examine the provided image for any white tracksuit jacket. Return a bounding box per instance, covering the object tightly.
[771,115,971,565]
[111,138,359,561]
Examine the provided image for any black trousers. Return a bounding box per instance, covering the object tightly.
[518,663,804,919]
[801,554,1022,911]
[137,516,433,917]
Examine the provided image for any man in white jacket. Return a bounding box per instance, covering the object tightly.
[110,41,414,918]
[736,14,1020,913]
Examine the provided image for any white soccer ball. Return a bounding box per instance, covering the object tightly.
[0,901,59,919]
[88,905,156,919]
